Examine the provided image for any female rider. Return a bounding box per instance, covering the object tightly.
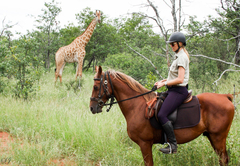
[154,32,190,154]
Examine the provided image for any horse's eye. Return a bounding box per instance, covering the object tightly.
[94,85,98,90]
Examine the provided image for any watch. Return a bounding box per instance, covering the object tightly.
[164,81,167,86]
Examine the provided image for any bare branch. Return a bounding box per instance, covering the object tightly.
[214,35,240,42]
[137,12,166,37]
[191,54,240,68]
[0,17,18,38]
[221,0,227,11]
[162,0,172,8]
[146,0,167,37]
[124,39,164,79]
[225,18,240,29]
[212,69,240,86]
[151,50,167,58]
[160,47,174,58]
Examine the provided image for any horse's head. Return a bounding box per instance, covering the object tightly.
[90,66,114,114]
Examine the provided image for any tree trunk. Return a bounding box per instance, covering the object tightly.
[171,0,177,32]
[178,0,181,32]
[235,31,240,64]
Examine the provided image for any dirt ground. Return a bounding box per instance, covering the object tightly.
[0,132,12,149]
[0,132,12,165]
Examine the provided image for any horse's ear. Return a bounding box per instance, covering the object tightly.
[98,66,102,75]
[95,66,102,77]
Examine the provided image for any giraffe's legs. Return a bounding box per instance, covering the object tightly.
[55,61,65,84]
[78,76,81,90]
[76,56,84,81]
[75,63,79,80]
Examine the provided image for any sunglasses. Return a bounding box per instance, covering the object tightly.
[170,42,177,46]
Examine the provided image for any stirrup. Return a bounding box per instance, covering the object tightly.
[165,142,172,154]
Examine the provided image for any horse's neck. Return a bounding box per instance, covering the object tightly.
[112,79,146,119]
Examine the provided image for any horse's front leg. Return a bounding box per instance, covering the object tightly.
[139,141,154,166]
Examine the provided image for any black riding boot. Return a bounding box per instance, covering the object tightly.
[160,121,178,154]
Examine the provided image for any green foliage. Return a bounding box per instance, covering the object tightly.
[103,52,154,82]
[59,24,81,46]
[185,15,236,92]
[0,38,10,93]
[212,1,240,64]
[2,35,44,99]
[118,13,160,48]
[144,71,167,92]
[0,1,239,97]
[34,0,62,70]
[103,44,167,86]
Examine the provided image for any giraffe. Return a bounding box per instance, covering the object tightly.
[55,10,101,84]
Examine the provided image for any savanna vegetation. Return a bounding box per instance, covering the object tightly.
[0,0,239,165]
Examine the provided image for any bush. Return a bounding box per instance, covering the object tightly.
[1,35,44,100]
[103,51,167,85]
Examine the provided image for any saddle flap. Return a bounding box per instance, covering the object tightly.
[145,92,168,119]
[145,97,157,119]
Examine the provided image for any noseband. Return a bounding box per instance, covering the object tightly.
[90,71,158,112]
[90,71,115,112]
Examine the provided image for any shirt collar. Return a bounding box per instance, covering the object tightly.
[175,49,184,59]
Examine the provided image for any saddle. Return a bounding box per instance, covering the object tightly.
[145,90,200,144]
[145,90,193,120]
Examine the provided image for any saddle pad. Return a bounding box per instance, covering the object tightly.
[150,96,201,130]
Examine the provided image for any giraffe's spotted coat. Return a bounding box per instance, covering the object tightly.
[55,10,101,83]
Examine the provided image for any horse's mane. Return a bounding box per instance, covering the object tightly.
[108,69,156,102]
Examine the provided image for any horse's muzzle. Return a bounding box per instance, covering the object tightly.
[90,103,102,114]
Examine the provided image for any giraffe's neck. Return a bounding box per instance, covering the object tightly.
[79,18,97,46]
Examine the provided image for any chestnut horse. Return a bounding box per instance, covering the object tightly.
[89,66,235,166]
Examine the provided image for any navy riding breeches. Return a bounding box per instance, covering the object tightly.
[157,86,188,125]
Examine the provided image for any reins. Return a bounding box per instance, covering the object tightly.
[91,71,157,112]
[105,86,157,105]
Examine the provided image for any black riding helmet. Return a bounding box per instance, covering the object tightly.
[167,32,186,46]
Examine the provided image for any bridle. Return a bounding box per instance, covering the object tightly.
[90,71,157,112]
[90,71,115,112]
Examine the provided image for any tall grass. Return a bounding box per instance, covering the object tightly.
[0,65,239,165]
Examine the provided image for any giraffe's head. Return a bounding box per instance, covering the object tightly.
[95,10,101,23]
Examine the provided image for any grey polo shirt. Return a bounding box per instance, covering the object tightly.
[167,49,189,86]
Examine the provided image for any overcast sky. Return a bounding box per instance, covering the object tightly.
[0,0,221,37]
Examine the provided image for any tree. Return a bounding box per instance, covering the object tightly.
[184,1,240,92]
[0,37,10,93]
[210,0,240,64]
[1,34,43,99]
[137,0,185,67]
[34,0,61,70]
[58,24,81,47]
[118,13,160,48]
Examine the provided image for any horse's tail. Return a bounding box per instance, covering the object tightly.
[226,94,233,102]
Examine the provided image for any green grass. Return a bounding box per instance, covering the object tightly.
[0,65,239,165]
